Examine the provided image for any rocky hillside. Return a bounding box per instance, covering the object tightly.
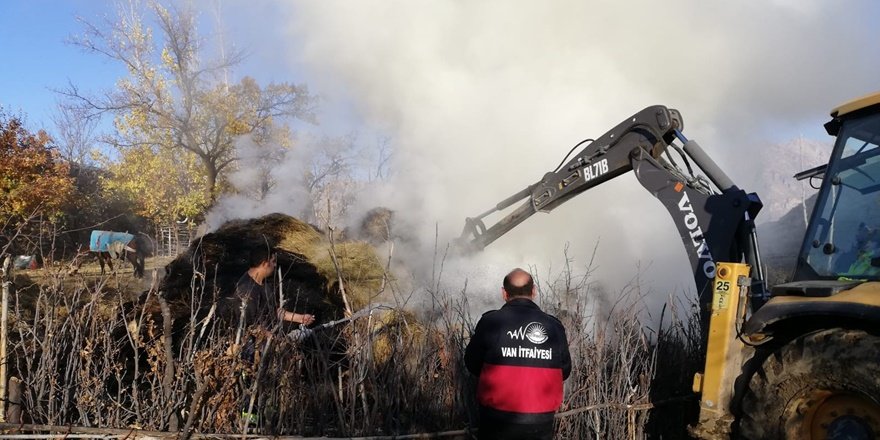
[753,136,828,222]
[751,136,828,284]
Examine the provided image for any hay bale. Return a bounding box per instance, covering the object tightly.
[157,213,387,328]
[358,207,393,244]
[370,308,426,366]
[158,214,330,324]
[207,213,323,256]
[308,241,387,311]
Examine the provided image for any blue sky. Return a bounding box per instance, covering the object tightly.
[0,1,126,129]
[0,1,354,134]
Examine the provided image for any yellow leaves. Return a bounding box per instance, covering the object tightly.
[102,143,209,224]
[115,109,150,136]
[161,47,175,71]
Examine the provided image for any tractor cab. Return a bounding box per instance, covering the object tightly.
[794,92,880,283]
[716,93,880,440]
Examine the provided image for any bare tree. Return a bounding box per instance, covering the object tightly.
[306,134,359,227]
[371,135,393,182]
[230,125,289,201]
[51,100,98,166]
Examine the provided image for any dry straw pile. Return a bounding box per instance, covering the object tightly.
[158,212,390,322]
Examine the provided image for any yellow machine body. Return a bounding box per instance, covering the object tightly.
[690,262,752,438]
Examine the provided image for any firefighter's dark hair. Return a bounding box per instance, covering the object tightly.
[503,268,534,298]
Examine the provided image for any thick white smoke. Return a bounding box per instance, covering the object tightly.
[216,0,880,306]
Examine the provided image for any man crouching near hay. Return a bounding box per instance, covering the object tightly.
[465,268,572,440]
[228,245,315,424]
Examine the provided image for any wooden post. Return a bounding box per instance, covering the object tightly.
[0,255,12,423]
[7,377,21,424]
[166,226,172,257]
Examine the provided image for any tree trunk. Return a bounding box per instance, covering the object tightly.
[204,161,218,204]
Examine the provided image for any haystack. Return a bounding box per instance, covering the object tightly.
[358,207,393,244]
[370,308,427,366]
[310,241,386,311]
[158,213,387,326]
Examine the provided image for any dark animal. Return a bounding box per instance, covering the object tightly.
[89,230,147,278]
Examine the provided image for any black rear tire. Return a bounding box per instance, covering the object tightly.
[739,328,880,439]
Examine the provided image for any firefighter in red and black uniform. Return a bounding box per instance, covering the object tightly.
[465,268,572,440]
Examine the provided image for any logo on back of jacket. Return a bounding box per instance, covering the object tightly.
[501,322,552,359]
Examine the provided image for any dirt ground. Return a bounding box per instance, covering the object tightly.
[12,255,177,300]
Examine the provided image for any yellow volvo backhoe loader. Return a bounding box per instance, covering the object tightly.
[458,93,880,439]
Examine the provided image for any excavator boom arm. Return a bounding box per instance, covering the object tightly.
[461,106,682,249]
[458,105,766,303]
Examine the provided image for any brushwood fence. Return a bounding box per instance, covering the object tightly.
[0,254,702,438]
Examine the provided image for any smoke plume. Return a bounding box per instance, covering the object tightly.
[215,0,880,304]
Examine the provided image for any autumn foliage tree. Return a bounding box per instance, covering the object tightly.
[64,1,315,223]
[0,111,74,254]
[97,142,206,225]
